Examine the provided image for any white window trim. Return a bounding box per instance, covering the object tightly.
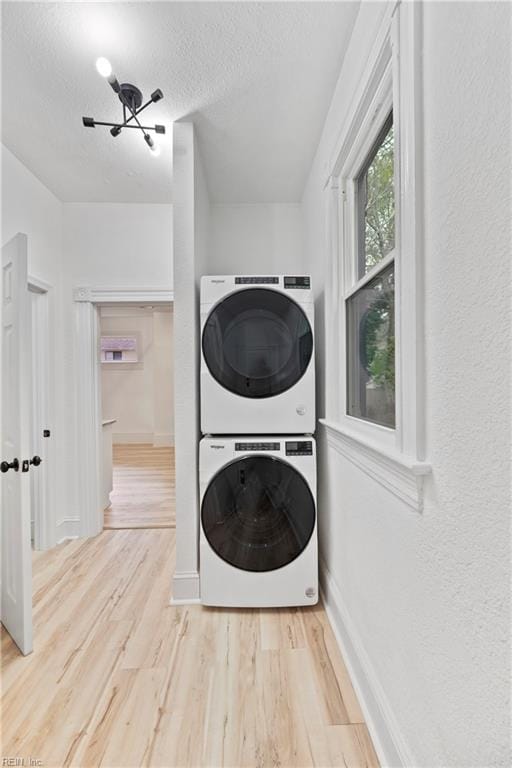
[320,2,431,512]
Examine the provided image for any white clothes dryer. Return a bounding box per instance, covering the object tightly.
[200,275,315,434]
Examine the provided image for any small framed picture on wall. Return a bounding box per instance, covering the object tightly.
[100,333,142,367]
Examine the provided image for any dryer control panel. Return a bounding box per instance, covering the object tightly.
[285,440,313,456]
[235,276,279,285]
[235,441,281,452]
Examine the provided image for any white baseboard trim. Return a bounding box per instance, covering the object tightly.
[171,570,200,604]
[170,597,202,605]
[113,432,154,444]
[56,515,80,543]
[320,558,415,768]
[153,433,174,447]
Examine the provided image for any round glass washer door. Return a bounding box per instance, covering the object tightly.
[202,288,313,398]
[201,455,316,572]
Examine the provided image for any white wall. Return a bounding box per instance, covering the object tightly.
[210,204,304,275]
[1,144,70,543]
[302,3,511,767]
[172,122,210,603]
[100,306,174,445]
[63,203,173,288]
[153,308,174,446]
[2,147,63,281]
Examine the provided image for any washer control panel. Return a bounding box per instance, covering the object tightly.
[235,276,279,285]
[235,442,281,452]
[285,440,313,456]
[284,276,311,289]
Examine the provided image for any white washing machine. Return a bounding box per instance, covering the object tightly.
[199,436,318,607]
[200,275,315,435]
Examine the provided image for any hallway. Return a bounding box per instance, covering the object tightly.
[1,529,378,768]
[104,444,175,530]
[2,3,509,765]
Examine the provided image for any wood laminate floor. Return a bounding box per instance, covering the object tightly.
[104,444,175,529]
[1,529,379,768]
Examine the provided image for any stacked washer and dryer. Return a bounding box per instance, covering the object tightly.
[199,275,317,607]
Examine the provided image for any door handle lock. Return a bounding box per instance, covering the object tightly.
[19,456,43,473]
[1,458,20,473]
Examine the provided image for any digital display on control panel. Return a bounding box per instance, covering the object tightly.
[235,277,279,285]
[284,276,311,289]
[235,442,281,452]
[285,441,313,456]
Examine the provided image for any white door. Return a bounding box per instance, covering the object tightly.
[1,233,33,655]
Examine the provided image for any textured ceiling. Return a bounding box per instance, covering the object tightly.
[1,2,359,203]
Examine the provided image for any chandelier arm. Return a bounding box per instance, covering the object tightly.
[84,120,162,131]
[121,95,150,140]
[120,97,155,129]
[117,100,145,129]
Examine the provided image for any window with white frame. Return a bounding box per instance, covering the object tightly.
[322,5,430,509]
[347,111,396,429]
[326,18,400,451]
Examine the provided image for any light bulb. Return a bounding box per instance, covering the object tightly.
[144,134,161,156]
[95,57,112,78]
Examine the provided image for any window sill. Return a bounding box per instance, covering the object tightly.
[319,418,431,513]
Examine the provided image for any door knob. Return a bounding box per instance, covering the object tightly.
[1,459,20,473]
[30,456,42,467]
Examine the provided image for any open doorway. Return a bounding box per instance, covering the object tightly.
[98,303,174,530]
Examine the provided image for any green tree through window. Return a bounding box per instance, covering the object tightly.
[359,116,395,275]
[348,112,396,428]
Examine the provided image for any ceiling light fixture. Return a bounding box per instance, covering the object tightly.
[83,58,165,155]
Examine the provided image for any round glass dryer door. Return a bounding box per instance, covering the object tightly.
[201,456,316,572]
[202,288,313,398]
